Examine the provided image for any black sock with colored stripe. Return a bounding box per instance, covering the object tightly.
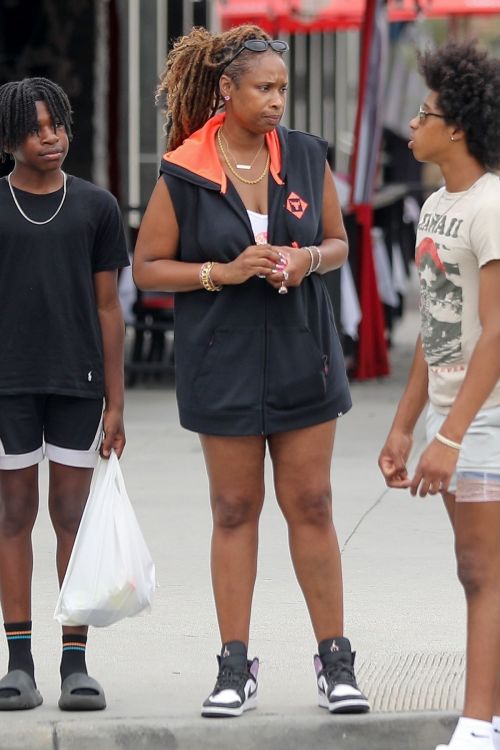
[60,634,88,685]
[4,620,35,681]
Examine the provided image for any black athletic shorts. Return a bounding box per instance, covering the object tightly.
[0,394,103,470]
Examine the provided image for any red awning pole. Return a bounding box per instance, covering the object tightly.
[349,0,390,379]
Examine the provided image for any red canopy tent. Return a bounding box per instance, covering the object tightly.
[390,0,500,20]
[217,0,500,31]
[217,0,365,32]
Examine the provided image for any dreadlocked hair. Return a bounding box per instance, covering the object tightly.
[157,25,271,152]
[418,41,500,170]
[0,77,73,161]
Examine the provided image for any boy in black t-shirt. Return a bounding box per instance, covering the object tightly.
[0,78,129,710]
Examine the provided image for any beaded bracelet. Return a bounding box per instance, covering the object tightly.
[200,261,222,292]
[435,432,462,451]
[304,246,321,276]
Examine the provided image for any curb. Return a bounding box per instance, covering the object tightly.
[0,711,460,750]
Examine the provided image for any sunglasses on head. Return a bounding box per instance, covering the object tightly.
[221,39,289,73]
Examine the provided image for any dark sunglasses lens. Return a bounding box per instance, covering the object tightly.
[270,40,289,52]
[243,39,289,54]
[245,40,268,52]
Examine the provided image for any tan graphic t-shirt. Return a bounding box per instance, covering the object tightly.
[415,172,500,412]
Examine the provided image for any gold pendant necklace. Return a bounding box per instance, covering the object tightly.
[217,129,269,186]
[219,128,264,171]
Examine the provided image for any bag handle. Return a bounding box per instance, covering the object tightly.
[107,449,128,497]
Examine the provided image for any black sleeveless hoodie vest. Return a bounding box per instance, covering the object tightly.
[160,115,351,435]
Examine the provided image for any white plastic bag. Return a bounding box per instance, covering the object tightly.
[54,451,156,627]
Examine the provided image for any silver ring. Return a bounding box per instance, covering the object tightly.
[282,270,289,281]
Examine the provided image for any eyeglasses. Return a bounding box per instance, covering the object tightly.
[221,39,289,73]
[418,106,446,123]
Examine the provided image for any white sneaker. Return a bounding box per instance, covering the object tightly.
[314,649,370,714]
[202,653,258,718]
[435,717,494,749]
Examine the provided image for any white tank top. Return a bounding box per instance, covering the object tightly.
[247,209,268,245]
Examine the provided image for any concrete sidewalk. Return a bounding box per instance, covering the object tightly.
[0,307,466,749]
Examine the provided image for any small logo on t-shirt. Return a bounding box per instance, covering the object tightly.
[87,371,92,382]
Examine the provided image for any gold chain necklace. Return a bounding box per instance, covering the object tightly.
[219,128,264,171]
[217,128,269,185]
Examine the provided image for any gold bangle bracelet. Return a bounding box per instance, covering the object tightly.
[200,261,222,292]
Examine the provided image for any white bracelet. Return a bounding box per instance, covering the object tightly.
[435,432,462,451]
[304,246,315,276]
[304,246,321,276]
[311,246,321,273]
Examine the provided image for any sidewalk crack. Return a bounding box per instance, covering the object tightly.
[340,432,428,554]
[340,488,389,554]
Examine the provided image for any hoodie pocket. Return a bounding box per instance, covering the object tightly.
[193,327,263,411]
[266,326,328,410]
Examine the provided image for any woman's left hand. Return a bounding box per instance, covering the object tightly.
[267,246,310,291]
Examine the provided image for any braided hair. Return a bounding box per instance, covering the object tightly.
[0,77,73,161]
[157,25,273,152]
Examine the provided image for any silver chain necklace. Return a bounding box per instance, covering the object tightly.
[433,174,484,218]
[7,171,67,225]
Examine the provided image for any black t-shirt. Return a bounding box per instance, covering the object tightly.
[0,174,129,397]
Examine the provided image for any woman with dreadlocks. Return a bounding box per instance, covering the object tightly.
[0,77,129,711]
[134,25,368,718]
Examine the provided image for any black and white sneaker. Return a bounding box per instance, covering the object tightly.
[202,641,258,718]
[315,637,370,714]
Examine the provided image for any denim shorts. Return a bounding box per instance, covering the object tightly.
[426,403,500,501]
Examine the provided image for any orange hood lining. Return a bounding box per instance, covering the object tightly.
[162,113,283,193]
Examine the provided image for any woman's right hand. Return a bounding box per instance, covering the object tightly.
[211,244,282,286]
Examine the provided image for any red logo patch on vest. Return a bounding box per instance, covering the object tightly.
[286,192,309,219]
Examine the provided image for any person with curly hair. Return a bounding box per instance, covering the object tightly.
[378,41,500,750]
[133,24,369,718]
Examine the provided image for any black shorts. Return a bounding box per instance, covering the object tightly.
[0,394,103,470]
